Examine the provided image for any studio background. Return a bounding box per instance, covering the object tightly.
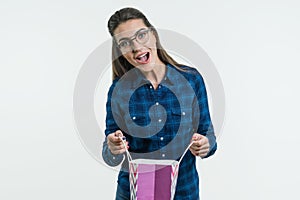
[0,0,299,199]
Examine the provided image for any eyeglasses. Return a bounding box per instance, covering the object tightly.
[116,28,152,52]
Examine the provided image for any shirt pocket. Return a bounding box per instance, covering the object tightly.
[171,108,182,125]
[171,107,193,130]
[131,114,148,126]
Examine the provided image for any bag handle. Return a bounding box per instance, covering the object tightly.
[178,141,195,165]
[119,136,196,164]
[120,136,133,162]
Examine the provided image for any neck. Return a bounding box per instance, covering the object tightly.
[143,63,166,88]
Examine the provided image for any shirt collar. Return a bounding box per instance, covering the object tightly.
[130,68,150,89]
[130,64,177,89]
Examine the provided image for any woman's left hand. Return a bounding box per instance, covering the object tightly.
[189,133,210,158]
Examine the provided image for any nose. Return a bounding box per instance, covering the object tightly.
[130,39,143,52]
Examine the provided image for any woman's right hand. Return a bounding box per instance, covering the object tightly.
[107,130,129,155]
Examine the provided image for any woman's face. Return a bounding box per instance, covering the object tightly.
[113,19,161,72]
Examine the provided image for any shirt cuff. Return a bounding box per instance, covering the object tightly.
[204,134,217,158]
[108,149,124,164]
[102,139,124,166]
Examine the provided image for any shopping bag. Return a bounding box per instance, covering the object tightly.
[129,159,179,200]
[121,138,193,200]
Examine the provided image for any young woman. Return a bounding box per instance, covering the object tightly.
[102,7,217,200]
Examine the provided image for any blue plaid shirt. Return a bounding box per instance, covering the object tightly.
[102,64,217,199]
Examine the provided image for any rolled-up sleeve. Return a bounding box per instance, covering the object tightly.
[192,70,217,158]
[102,136,124,166]
[102,79,124,166]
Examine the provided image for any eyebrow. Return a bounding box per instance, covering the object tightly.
[117,28,147,43]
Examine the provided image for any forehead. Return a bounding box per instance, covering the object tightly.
[114,19,147,40]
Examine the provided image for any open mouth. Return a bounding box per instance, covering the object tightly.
[135,52,150,64]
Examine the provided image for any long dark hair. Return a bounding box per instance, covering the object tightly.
[108,7,184,80]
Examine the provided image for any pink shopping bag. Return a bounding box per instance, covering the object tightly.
[129,159,179,200]
[121,138,193,200]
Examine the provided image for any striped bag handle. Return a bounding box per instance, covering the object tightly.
[120,136,196,164]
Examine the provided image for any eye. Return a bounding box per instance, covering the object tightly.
[118,40,130,48]
[137,31,147,40]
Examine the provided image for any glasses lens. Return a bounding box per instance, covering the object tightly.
[119,40,130,50]
[136,30,149,44]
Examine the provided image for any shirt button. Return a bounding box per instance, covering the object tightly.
[112,156,116,160]
[182,112,186,116]
[132,116,136,120]
[155,102,159,106]
[150,85,153,89]
[158,119,162,123]
[162,154,165,158]
[160,137,164,141]
[158,85,161,89]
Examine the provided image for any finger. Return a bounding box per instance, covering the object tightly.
[198,135,209,145]
[192,133,201,141]
[109,143,126,153]
[108,131,123,143]
[199,145,210,154]
[107,133,117,143]
[198,149,208,156]
[199,145,209,152]
[191,140,202,148]
[114,130,123,138]
[191,141,203,151]
[198,142,209,150]
[116,142,129,154]
[199,151,209,157]
[190,144,201,151]
[192,150,207,157]
[197,140,209,148]
[108,138,129,150]
[189,148,199,156]
[110,139,127,149]
[190,146,209,157]
[109,142,123,150]
[111,148,126,155]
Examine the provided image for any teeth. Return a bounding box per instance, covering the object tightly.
[137,52,147,59]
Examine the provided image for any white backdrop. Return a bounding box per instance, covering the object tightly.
[1,0,299,199]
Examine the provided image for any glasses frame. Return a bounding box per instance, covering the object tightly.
[116,28,152,52]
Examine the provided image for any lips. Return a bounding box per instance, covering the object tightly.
[135,52,150,64]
